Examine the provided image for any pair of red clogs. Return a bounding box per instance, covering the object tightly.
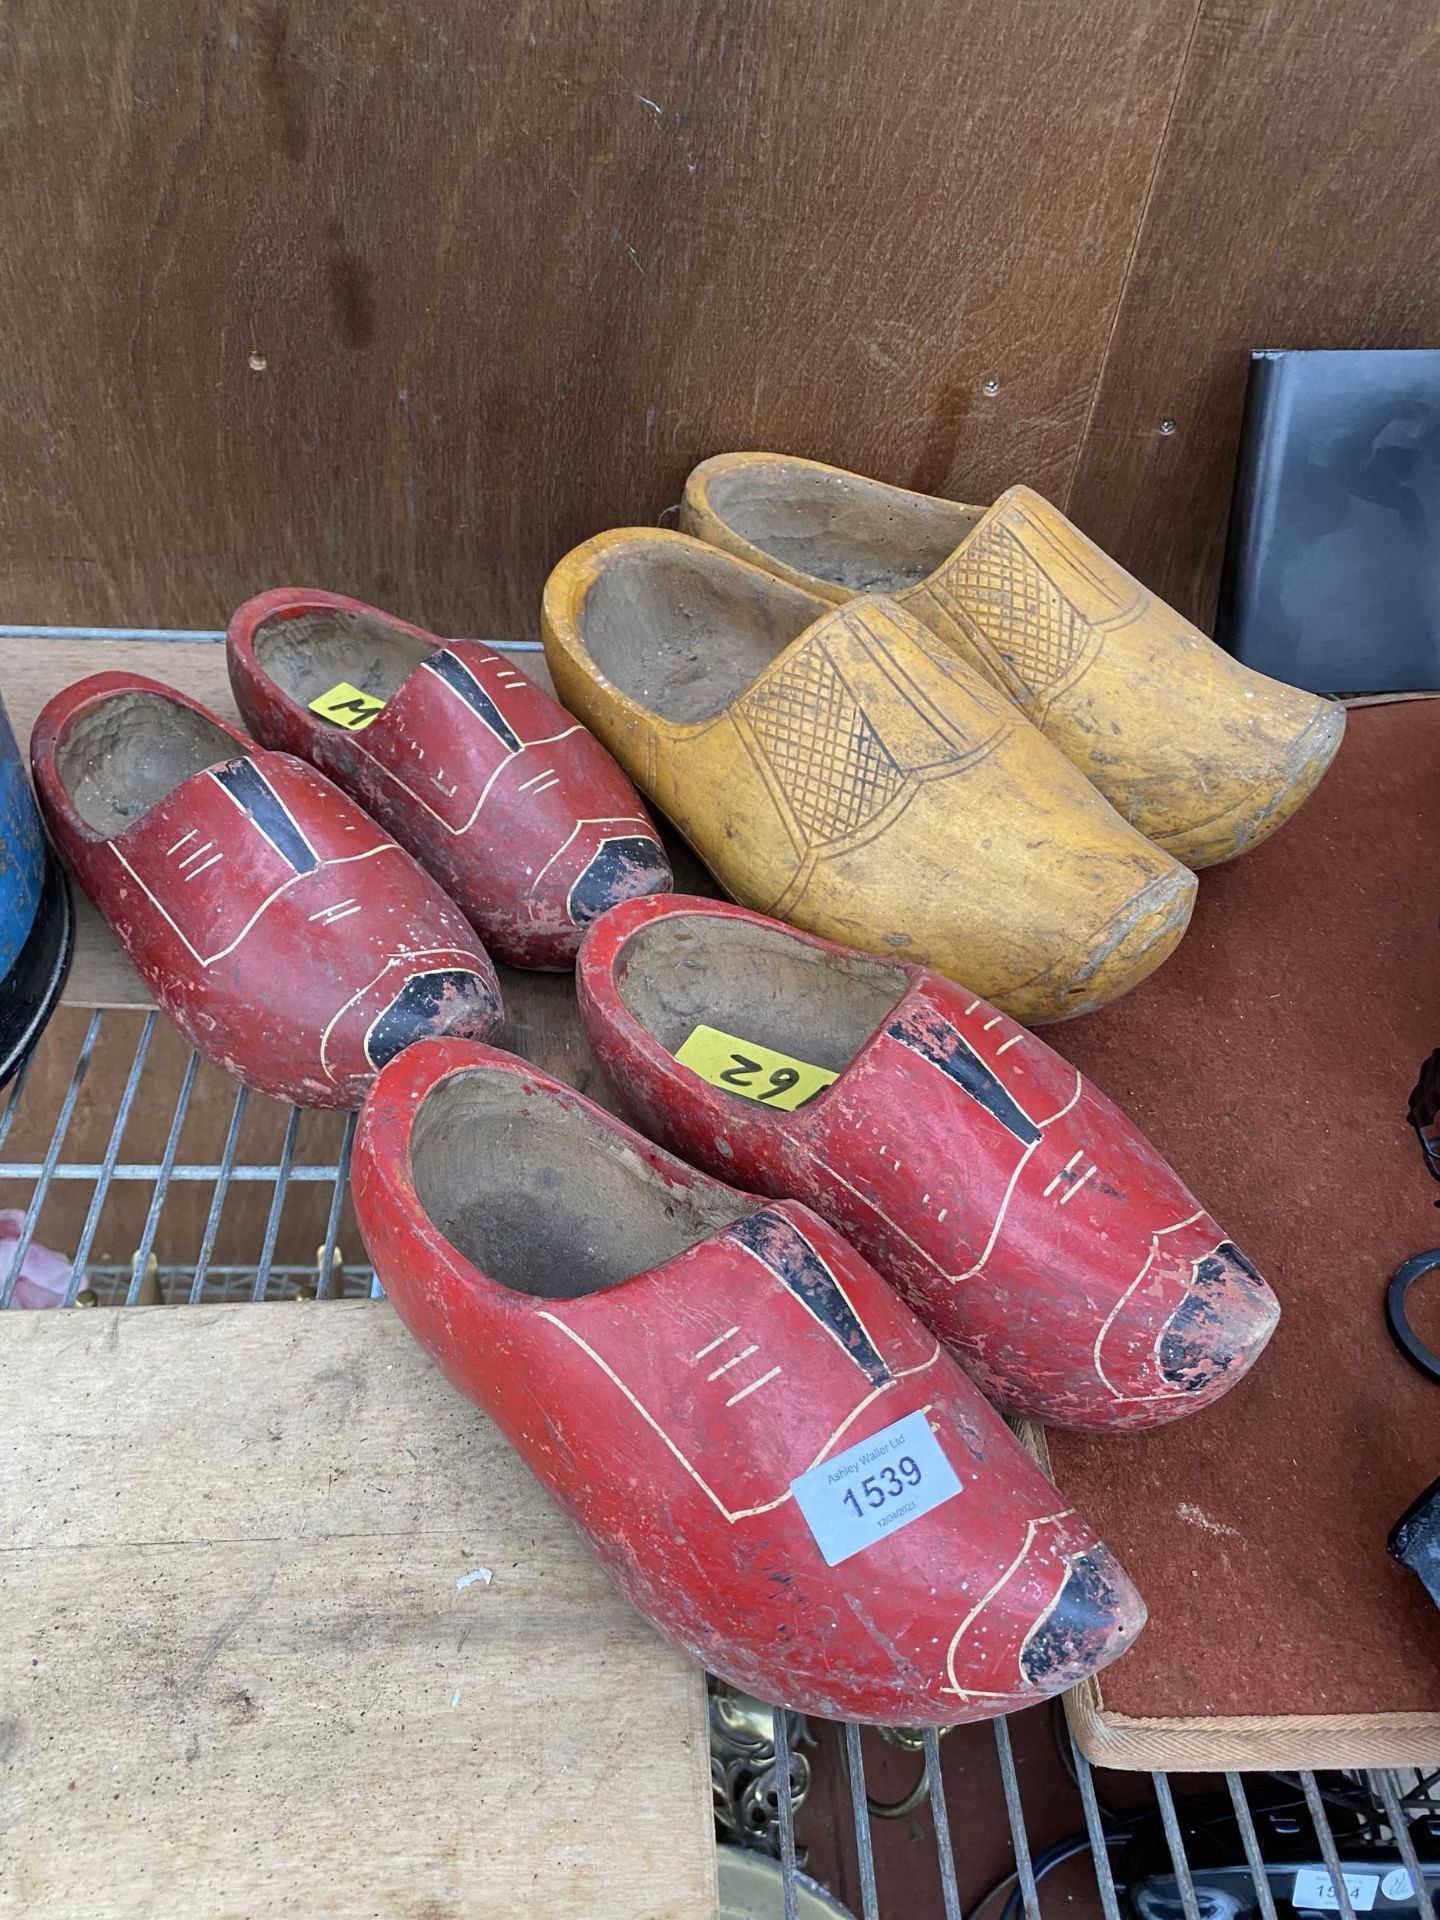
[30,592,672,1107]
[348,892,1280,1727]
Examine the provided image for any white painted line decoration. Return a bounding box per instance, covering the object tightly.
[726,1365,782,1407]
[1042,1148,1087,1199]
[1033,1068,1083,1130]
[707,1344,759,1381]
[1058,1163,1098,1205]
[693,1325,740,1361]
[536,1309,943,1522]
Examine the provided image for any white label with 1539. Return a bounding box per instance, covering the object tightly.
[789,1410,963,1566]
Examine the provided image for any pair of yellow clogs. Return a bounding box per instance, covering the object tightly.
[542,454,1344,1025]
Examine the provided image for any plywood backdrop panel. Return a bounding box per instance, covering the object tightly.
[1065,0,1440,627]
[0,0,1198,634]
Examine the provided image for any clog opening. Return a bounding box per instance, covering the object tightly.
[699,461,983,595]
[612,912,908,1080]
[579,541,830,723]
[253,607,433,709]
[409,1065,751,1298]
[55,693,247,836]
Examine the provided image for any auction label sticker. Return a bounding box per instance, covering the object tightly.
[309,682,387,731]
[790,1410,962,1566]
[674,1023,837,1112]
[1291,1870,1378,1912]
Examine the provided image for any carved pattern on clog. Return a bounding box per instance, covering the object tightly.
[935,521,1093,697]
[738,639,906,844]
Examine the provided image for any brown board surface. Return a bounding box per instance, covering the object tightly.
[1044,701,1440,1744]
[1065,0,1440,627]
[6,4,1440,643]
[0,1300,716,1919]
[0,0,1198,634]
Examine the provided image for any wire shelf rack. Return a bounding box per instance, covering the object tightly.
[3,629,1438,1920]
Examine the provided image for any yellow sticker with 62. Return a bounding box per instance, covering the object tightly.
[673,1023,837,1112]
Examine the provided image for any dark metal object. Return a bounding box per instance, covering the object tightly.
[1120,1773,1440,1920]
[1407,1052,1440,1187]
[1218,349,1440,695]
[1386,1254,1440,1385]
[1389,1480,1440,1609]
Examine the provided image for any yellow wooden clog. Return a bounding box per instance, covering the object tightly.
[680,454,1344,870]
[542,529,1196,1024]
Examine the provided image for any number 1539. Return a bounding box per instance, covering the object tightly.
[842,1456,923,1516]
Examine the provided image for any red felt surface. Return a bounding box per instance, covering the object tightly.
[1047,701,1440,1720]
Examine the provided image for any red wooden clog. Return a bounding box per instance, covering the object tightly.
[226,589,672,968]
[31,673,502,1109]
[352,1038,1146,1725]
[575,896,1281,1432]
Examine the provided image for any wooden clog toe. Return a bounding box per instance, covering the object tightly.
[353,1039,1146,1723]
[542,529,1195,1024]
[681,453,1344,869]
[30,673,502,1108]
[227,589,671,969]
[577,894,1279,1431]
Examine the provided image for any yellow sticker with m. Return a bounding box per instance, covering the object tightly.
[673,1024,837,1112]
[309,682,387,731]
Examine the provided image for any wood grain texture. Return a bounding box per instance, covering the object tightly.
[0,0,1197,633]
[0,1300,716,1919]
[1067,0,1440,628]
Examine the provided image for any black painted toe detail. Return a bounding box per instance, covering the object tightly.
[1206,1240,1266,1290]
[567,835,672,926]
[367,968,500,1070]
[1020,1548,1133,1688]
[1159,1241,1276,1393]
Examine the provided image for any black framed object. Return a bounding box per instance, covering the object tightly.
[1217,348,1440,695]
